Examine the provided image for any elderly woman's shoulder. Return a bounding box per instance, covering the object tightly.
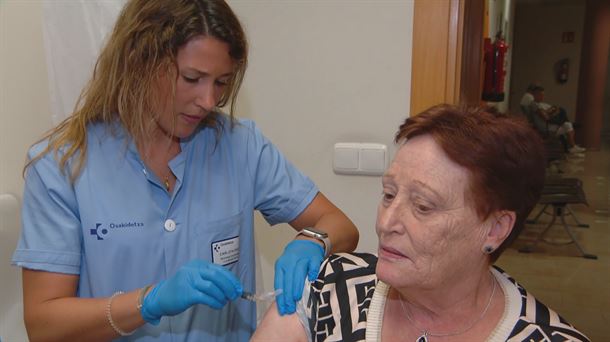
[492,266,590,342]
[322,252,378,271]
[314,253,378,284]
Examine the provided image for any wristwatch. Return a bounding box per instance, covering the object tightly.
[297,227,331,257]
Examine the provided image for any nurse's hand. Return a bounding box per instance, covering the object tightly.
[140,260,243,325]
[274,240,324,315]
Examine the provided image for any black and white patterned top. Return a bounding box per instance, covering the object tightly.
[296,253,590,342]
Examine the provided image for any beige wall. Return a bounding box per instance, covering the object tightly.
[0,2,53,340]
[228,0,413,299]
[509,0,586,120]
[0,1,53,199]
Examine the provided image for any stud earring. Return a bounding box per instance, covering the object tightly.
[483,246,494,254]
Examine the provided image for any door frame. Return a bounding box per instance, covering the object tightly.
[410,0,484,115]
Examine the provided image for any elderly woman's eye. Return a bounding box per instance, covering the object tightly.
[417,204,430,211]
[414,203,432,214]
[381,192,395,201]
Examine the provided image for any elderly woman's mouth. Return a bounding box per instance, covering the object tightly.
[379,246,407,260]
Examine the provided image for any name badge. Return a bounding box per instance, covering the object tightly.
[211,236,239,266]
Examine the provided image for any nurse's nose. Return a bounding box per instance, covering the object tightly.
[195,83,216,111]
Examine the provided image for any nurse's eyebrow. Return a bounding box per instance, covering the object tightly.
[181,67,233,79]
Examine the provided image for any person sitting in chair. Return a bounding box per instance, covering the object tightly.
[520,83,585,154]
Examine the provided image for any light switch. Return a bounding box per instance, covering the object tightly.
[360,147,386,173]
[333,143,359,171]
[333,143,387,176]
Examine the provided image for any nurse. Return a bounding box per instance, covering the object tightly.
[11,0,358,341]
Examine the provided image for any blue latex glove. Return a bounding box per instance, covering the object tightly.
[274,239,324,315]
[141,260,243,325]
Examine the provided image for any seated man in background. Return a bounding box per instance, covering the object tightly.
[520,83,585,154]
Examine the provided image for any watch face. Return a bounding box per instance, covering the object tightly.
[304,228,328,238]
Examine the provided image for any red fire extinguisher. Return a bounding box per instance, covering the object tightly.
[482,34,508,102]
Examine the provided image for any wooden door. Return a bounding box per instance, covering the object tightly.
[410,0,484,115]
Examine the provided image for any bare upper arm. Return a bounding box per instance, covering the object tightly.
[251,302,308,342]
[289,192,337,230]
[22,269,78,314]
[288,192,359,253]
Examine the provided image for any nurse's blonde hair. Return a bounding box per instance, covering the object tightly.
[26,0,248,181]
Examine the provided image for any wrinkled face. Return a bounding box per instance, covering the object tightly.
[375,135,491,290]
[156,35,234,139]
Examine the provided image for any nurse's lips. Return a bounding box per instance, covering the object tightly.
[379,245,407,260]
[180,113,203,124]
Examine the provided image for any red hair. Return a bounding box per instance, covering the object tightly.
[395,104,546,261]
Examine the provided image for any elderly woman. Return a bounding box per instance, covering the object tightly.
[252,105,589,342]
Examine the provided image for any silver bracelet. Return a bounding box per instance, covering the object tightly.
[137,285,153,311]
[106,291,136,336]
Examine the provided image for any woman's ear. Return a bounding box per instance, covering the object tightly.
[483,210,516,252]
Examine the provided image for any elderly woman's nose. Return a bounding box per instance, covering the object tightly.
[377,203,403,234]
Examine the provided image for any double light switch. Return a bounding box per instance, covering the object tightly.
[333,143,388,176]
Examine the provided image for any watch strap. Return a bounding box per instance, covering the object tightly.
[297,228,331,257]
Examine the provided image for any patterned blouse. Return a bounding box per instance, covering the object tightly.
[296,253,589,342]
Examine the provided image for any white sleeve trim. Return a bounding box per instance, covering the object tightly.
[365,280,390,342]
[486,267,522,342]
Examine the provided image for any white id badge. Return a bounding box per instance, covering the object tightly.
[211,236,239,266]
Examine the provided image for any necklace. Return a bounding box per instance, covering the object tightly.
[142,155,173,192]
[163,176,171,192]
[397,274,496,342]
[140,140,179,192]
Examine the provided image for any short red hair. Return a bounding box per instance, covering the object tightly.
[395,104,546,261]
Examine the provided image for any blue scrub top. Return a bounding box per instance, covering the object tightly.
[12,115,318,341]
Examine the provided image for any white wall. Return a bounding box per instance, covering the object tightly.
[0,0,413,330]
[0,1,53,199]
[228,1,413,296]
[0,2,53,340]
[509,0,586,119]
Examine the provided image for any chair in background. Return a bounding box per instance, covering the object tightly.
[519,176,597,259]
